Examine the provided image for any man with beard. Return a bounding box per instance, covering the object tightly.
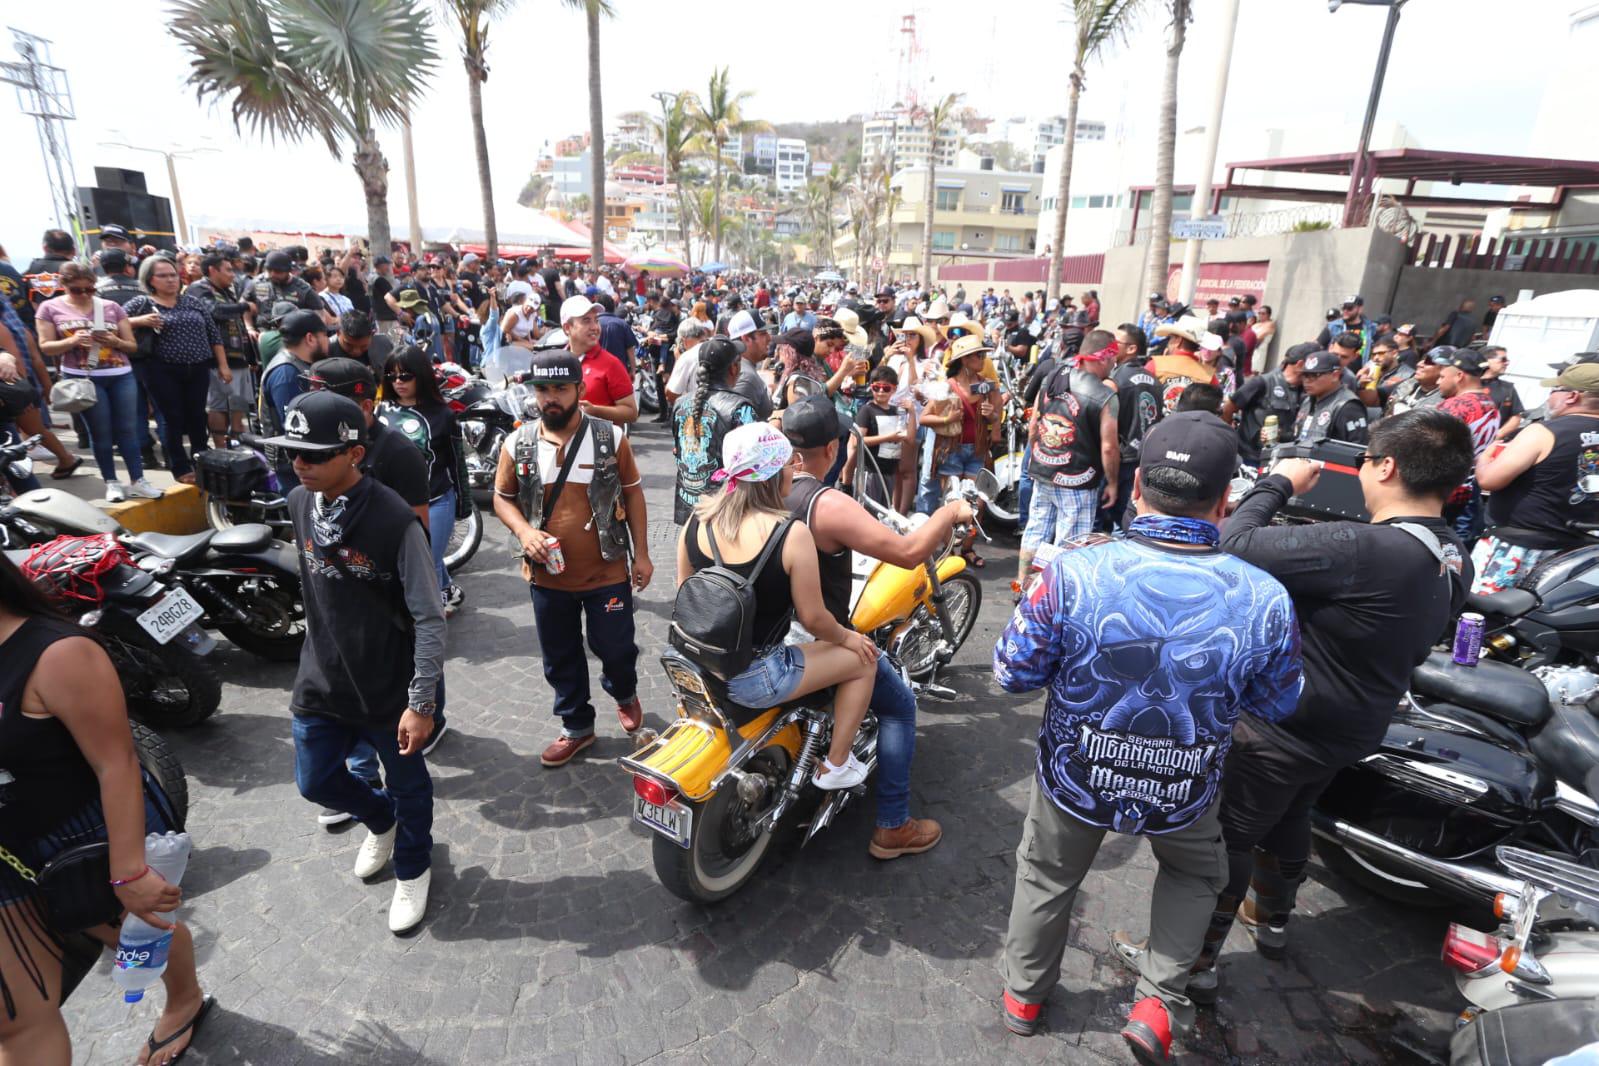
[995,411,1302,1062]
[1292,351,1368,446]
[1316,294,1374,357]
[1384,348,1446,416]
[491,349,653,768]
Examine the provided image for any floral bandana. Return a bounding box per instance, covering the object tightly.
[1072,341,1118,366]
[712,422,793,490]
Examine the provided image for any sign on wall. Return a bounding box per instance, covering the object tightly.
[1167,261,1269,307]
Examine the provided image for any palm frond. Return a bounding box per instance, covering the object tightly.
[276,0,439,126]
[1065,0,1148,60]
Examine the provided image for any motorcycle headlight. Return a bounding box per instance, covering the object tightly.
[461,419,486,448]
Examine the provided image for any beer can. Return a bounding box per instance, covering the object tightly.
[1452,612,1485,667]
[544,537,566,576]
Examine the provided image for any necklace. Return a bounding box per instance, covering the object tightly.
[1128,515,1220,547]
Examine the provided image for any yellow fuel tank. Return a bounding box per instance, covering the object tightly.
[851,555,967,633]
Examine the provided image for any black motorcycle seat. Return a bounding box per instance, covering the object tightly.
[123,530,214,564]
[208,524,273,554]
[1465,588,1539,619]
[1531,707,1599,801]
[1411,650,1552,728]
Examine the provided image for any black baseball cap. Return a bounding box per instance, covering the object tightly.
[373,254,392,266]
[875,288,896,300]
[264,250,295,272]
[1147,291,1162,302]
[699,336,747,364]
[1301,351,1342,375]
[1426,345,1458,366]
[1438,349,1488,376]
[259,391,367,453]
[100,223,129,241]
[526,349,582,385]
[1138,411,1238,503]
[100,248,130,272]
[279,309,327,343]
[1343,294,1365,308]
[308,357,377,400]
[781,394,847,449]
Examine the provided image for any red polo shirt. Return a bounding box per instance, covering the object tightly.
[577,345,633,407]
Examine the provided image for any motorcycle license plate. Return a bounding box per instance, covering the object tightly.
[136,587,205,645]
[633,794,691,849]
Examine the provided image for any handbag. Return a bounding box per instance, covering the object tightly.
[49,375,97,414]
[0,839,120,933]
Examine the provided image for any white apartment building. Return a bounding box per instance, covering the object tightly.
[862,108,961,170]
[775,139,810,194]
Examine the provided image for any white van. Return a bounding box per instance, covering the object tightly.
[1487,289,1599,408]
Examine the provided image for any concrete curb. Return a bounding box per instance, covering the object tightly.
[104,484,208,534]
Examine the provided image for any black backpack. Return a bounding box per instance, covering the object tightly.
[670,517,794,681]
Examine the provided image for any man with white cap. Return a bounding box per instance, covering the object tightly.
[561,294,636,425]
[727,309,775,419]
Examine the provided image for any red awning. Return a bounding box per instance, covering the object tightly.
[1226,148,1599,190]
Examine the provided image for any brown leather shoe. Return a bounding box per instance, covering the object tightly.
[868,816,943,860]
[616,696,644,734]
[540,733,595,768]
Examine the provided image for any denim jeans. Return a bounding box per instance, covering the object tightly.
[529,580,639,737]
[145,361,211,477]
[347,677,446,782]
[427,488,456,592]
[74,372,145,483]
[292,712,434,880]
[1018,443,1034,528]
[871,655,917,830]
[915,428,941,515]
[130,360,168,448]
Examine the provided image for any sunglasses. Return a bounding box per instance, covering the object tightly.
[385,371,416,383]
[67,286,95,295]
[869,383,895,393]
[285,445,351,465]
[1356,452,1386,467]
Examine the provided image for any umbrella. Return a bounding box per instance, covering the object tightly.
[699,261,729,274]
[814,270,845,283]
[624,252,689,274]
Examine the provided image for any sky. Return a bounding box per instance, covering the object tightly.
[0,0,1571,255]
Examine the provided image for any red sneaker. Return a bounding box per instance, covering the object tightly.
[616,696,644,734]
[1120,996,1173,1065]
[1001,990,1042,1036]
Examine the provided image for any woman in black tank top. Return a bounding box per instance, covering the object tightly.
[0,555,208,1064]
[675,422,881,790]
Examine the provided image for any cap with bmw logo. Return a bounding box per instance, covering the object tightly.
[258,391,367,453]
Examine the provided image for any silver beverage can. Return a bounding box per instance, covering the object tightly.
[1452,612,1485,667]
[544,537,566,576]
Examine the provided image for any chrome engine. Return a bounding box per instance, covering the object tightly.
[1535,665,1599,709]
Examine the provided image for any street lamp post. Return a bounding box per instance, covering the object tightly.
[1176,0,1242,308]
[99,138,218,246]
[1331,0,1409,228]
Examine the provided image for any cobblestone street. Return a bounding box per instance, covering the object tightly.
[68,421,1467,1065]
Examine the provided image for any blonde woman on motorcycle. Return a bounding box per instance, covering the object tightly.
[675,422,878,790]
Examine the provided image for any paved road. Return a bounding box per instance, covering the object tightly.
[68,420,1464,1065]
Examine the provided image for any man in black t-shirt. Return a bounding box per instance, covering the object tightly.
[370,256,399,331]
[1480,346,1524,440]
[1225,345,1306,466]
[1102,324,1162,529]
[1189,410,1474,996]
[326,311,394,371]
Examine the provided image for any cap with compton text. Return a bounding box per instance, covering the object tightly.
[781,394,847,449]
[1138,411,1239,503]
[1542,363,1599,394]
[526,349,582,385]
[258,391,367,453]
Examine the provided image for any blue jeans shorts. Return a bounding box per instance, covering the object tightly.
[725,644,806,709]
[936,442,984,479]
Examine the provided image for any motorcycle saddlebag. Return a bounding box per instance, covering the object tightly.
[1268,439,1371,522]
[195,448,268,501]
[1450,999,1599,1066]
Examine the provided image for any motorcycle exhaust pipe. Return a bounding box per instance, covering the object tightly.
[1311,812,1523,899]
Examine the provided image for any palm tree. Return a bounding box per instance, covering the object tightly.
[691,68,768,263]
[615,93,707,268]
[557,0,614,268]
[1140,0,1192,303]
[916,92,963,292]
[1045,0,1146,302]
[170,0,438,257]
[442,0,518,263]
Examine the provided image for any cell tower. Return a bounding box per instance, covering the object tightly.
[1,28,81,238]
[895,13,924,112]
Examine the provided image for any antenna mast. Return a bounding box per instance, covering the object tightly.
[1,28,81,239]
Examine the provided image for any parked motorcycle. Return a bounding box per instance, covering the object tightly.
[12,535,221,728]
[1464,527,1599,671]
[1,430,38,497]
[1312,650,1599,909]
[459,377,531,500]
[4,485,306,661]
[985,355,1029,529]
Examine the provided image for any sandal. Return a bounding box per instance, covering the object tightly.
[962,550,986,569]
[49,457,82,480]
[143,993,215,1065]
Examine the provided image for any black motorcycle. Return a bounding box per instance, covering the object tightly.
[1314,650,1599,908]
[1467,527,1599,670]
[458,377,529,502]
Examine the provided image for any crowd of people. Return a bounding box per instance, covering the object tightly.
[5,217,1599,1066]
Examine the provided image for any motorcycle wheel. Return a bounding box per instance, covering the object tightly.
[106,629,222,728]
[896,572,983,681]
[444,503,483,574]
[131,720,189,827]
[1312,837,1451,909]
[986,484,1021,529]
[217,575,306,662]
[653,746,789,904]
[635,370,660,415]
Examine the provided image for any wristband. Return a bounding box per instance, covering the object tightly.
[110,865,151,887]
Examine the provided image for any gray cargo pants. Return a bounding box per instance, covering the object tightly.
[1000,778,1228,1031]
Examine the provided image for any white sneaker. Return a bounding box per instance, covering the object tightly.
[813,751,869,791]
[105,481,128,503]
[128,478,164,499]
[389,869,430,934]
[352,825,396,879]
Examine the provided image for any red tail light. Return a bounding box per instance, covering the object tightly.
[632,775,677,808]
[1441,923,1501,974]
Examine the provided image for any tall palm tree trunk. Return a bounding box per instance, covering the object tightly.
[586,0,604,269]
[1044,73,1083,303]
[467,65,497,262]
[712,146,724,262]
[355,126,393,260]
[676,184,693,269]
[1141,3,1187,302]
[921,157,937,292]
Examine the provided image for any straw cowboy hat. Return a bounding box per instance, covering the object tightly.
[1154,314,1223,351]
[833,306,870,348]
[944,332,994,368]
[897,316,940,351]
[924,297,951,321]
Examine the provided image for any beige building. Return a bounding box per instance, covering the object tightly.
[838,165,1042,275]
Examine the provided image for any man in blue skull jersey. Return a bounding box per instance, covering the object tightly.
[992,411,1302,1065]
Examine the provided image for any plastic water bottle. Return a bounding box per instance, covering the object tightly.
[112,832,193,1003]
